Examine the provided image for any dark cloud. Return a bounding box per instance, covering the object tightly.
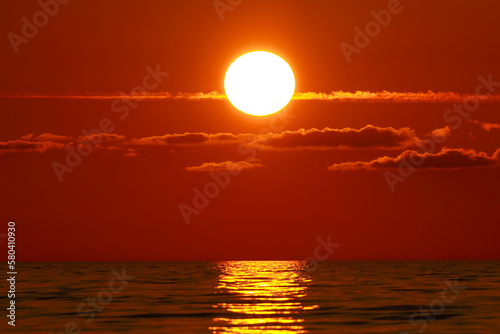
[21,133,73,142]
[468,119,500,131]
[427,126,451,141]
[328,147,500,171]
[3,125,422,157]
[250,125,420,149]
[293,91,500,103]
[0,140,65,155]
[186,160,263,172]
[130,132,247,146]
[3,90,500,103]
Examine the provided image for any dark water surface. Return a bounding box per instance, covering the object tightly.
[8,261,500,333]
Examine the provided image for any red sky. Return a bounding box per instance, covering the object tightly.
[1,0,499,261]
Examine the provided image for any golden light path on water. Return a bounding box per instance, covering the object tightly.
[210,261,318,333]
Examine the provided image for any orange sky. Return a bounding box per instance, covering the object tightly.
[1,0,499,261]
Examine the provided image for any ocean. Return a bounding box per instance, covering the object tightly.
[9,261,500,333]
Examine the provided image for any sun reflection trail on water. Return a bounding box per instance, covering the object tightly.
[210,261,318,333]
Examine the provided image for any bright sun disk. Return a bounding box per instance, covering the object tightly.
[224,51,295,116]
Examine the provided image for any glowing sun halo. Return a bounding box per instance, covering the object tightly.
[224,51,295,116]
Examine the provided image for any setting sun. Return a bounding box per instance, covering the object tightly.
[3,1,500,333]
[224,51,295,116]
